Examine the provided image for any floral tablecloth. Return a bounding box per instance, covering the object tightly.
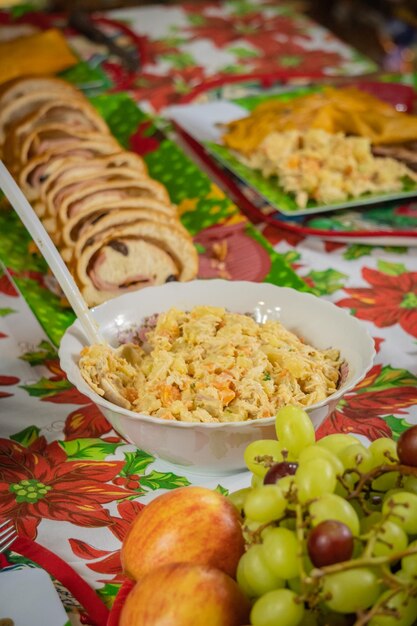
[108,0,377,110]
[1,2,417,625]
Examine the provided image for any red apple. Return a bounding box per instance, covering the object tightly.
[121,486,244,581]
[119,562,251,626]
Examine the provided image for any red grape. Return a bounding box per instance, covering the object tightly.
[307,520,354,568]
[263,461,298,485]
[397,425,417,467]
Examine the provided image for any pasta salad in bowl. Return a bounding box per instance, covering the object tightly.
[59,280,375,474]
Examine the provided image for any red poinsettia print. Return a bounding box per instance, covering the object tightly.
[40,385,90,405]
[317,364,417,441]
[0,375,19,386]
[261,224,305,247]
[373,337,385,353]
[21,357,91,405]
[44,359,66,379]
[0,437,134,539]
[143,37,181,65]
[130,67,205,110]
[185,13,307,49]
[64,404,113,441]
[0,375,20,399]
[0,273,18,297]
[337,268,417,338]
[324,241,345,253]
[247,36,343,73]
[102,61,135,92]
[129,120,160,156]
[69,500,145,581]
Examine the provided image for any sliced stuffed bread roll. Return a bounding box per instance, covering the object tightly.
[74,221,198,306]
[18,138,122,203]
[0,76,81,108]
[56,177,171,222]
[61,198,179,254]
[44,165,153,221]
[4,101,110,168]
[0,89,87,146]
[60,205,186,262]
[39,151,147,201]
[3,76,199,307]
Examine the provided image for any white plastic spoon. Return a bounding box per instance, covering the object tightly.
[0,161,103,345]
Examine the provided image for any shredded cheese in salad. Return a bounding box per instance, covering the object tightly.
[79,306,343,423]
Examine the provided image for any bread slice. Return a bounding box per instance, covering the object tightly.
[59,198,180,249]
[5,100,110,168]
[39,151,147,201]
[57,177,172,224]
[18,139,121,203]
[5,126,119,173]
[0,89,87,146]
[0,76,80,108]
[60,206,186,262]
[74,221,198,306]
[44,166,153,221]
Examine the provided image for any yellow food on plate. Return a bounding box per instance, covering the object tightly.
[222,86,417,155]
[240,128,417,209]
[79,305,343,423]
[0,29,78,86]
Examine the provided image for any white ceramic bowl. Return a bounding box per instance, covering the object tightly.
[59,280,375,475]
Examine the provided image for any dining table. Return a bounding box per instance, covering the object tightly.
[1,1,417,624]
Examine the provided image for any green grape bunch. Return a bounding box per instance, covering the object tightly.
[229,406,417,626]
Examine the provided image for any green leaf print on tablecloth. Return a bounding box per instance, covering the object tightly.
[139,470,191,491]
[97,583,121,609]
[116,450,191,494]
[305,269,348,296]
[227,46,260,59]
[20,340,57,366]
[377,260,408,276]
[344,244,380,260]
[344,244,408,260]
[160,52,196,70]
[0,307,16,317]
[215,484,229,496]
[120,450,155,476]
[20,377,73,398]
[384,415,415,441]
[10,425,41,447]
[59,439,123,460]
[366,365,417,391]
